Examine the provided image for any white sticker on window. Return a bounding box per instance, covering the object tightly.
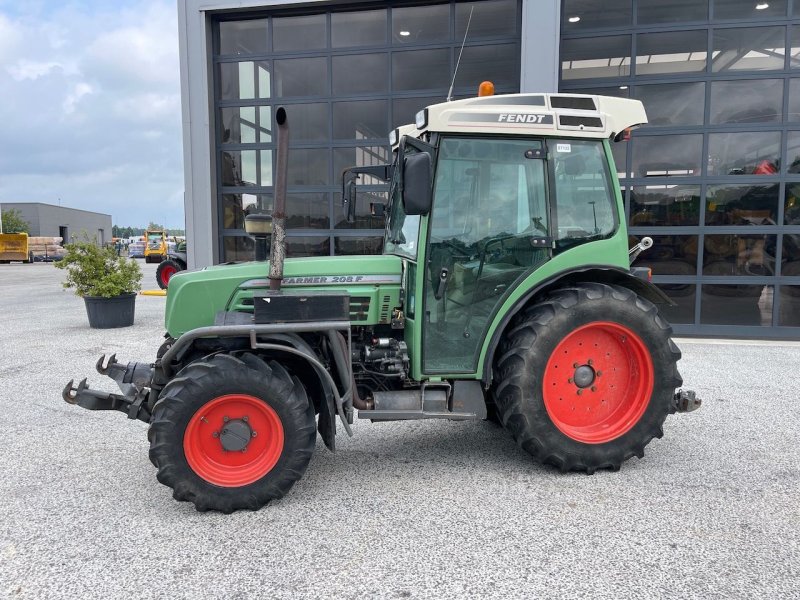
[557,143,571,153]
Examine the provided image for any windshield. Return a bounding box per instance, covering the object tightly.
[383,148,421,260]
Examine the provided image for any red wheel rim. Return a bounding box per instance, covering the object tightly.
[160,265,177,287]
[183,394,284,487]
[542,321,654,444]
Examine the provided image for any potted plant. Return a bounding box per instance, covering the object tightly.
[56,236,143,328]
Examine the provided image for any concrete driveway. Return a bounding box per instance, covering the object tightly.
[0,262,798,599]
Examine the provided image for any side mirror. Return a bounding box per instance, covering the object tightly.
[341,164,392,224]
[403,152,432,216]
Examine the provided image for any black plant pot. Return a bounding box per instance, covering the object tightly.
[83,293,137,329]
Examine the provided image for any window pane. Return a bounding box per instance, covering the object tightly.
[392,96,440,128]
[562,0,631,30]
[222,236,255,262]
[392,4,450,45]
[784,182,800,222]
[655,283,697,325]
[703,234,776,277]
[630,185,701,226]
[632,235,698,275]
[791,26,800,68]
[551,140,615,244]
[778,285,800,326]
[638,0,708,24]
[221,150,259,186]
[287,236,330,257]
[713,0,787,20]
[285,103,329,142]
[782,234,800,266]
[334,236,383,255]
[285,193,329,229]
[712,27,785,72]
[274,57,327,97]
[611,139,628,179]
[710,79,783,124]
[219,19,267,55]
[561,36,631,80]
[218,61,271,100]
[565,86,630,98]
[222,193,272,230]
[781,244,800,323]
[636,30,707,75]
[332,9,386,48]
[635,82,705,126]
[701,284,773,325]
[705,184,779,225]
[787,78,800,121]
[273,14,326,52]
[392,48,450,91]
[332,53,389,95]
[631,134,703,177]
[333,100,389,140]
[287,149,330,185]
[454,44,519,91]
[708,131,781,177]
[334,191,388,229]
[456,0,518,38]
[220,106,271,144]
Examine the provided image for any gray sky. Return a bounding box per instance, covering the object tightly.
[0,0,184,229]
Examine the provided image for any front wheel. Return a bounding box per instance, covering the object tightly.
[492,283,682,473]
[148,353,316,512]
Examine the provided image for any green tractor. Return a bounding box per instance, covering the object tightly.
[64,93,700,513]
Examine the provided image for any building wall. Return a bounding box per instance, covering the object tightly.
[559,0,800,337]
[177,0,558,269]
[4,203,112,244]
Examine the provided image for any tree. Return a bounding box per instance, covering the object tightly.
[1,209,30,234]
[147,222,164,231]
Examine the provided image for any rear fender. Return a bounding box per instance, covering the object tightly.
[482,266,673,385]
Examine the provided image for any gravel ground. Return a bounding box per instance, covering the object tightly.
[0,261,798,600]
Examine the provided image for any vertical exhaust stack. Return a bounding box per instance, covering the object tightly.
[269,106,289,291]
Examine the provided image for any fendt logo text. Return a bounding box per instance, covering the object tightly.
[497,113,548,124]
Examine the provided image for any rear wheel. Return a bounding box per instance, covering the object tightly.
[156,259,182,289]
[492,283,682,473]
[148,353,315,512]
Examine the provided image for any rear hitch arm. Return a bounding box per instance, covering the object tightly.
[673,389,702,413]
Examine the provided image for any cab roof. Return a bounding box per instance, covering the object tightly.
[390,93,647,147]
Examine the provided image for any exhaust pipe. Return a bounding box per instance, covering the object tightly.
[269,106,289,291]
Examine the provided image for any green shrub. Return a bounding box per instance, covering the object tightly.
[56,236,142,298]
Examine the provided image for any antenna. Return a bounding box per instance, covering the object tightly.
[447,6,474,102]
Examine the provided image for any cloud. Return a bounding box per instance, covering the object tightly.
[0,1,185,228]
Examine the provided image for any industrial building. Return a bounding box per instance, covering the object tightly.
[178,0,800,337]
[2,202,112,245]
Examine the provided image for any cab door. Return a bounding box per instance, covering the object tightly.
[422,136,551,374]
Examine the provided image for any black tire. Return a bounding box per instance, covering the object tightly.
[156,258,183,289]
[148,353,316,512]
[492,283,682,474]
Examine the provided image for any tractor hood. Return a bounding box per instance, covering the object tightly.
[164,255,403,337]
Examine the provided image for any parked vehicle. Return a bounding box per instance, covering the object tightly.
[144,230,168,263]
[64,91,701,513]
[156,241,188,289]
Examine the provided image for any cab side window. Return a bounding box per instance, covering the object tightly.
[550,140,616,249]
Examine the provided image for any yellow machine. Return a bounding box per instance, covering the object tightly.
[0,233,31,263]
[143,230,167,263]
